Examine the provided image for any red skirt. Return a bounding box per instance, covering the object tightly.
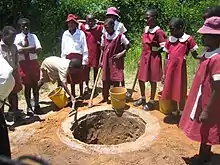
[12,69,22,93]
[88,45,101,68]
[66,53,89,84]
[161,58,187,102]
[19,60,40,86]
[138,51,162,82]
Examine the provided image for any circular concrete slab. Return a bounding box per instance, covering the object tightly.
[58,105,160,155]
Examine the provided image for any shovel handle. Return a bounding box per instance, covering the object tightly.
[88,68,102,107]
[129,68,139,98]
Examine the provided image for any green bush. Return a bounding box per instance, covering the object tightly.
[1,0,219,84]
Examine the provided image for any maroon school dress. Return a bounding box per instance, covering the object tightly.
[102,34,124,82]
[179,50,220,145]
[66,53,89,84]
[80,24,103,68]
[138,26,166,82]
[161,34,197,102]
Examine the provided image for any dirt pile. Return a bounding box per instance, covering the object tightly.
[72,110,146,145]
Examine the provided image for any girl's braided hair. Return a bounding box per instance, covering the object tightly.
[0,155,50,165]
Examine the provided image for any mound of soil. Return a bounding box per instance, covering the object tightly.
[72,110,146,145]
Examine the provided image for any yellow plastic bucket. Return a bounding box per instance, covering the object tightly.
[158,94,177,115]
[48,87,68,108]
[109,87,127,110]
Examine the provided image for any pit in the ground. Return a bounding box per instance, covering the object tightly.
[72,110,146,145]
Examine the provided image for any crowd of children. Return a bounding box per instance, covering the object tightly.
[0,5,220,165]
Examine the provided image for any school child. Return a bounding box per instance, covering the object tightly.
[104,7,127,34]
[203,5,220,20]
[105,7,127,87]
[133,9,166,110]
[100,18,130,102]
[61,14,89,97]
[161,18,199,114]
[14,18,42,115]
[0,26,24,122]
[0,54,15,158]
[38,56,82,106]
[79,14,103,86]
[179,16,220,165]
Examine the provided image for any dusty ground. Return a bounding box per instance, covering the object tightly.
[9,80,220,165]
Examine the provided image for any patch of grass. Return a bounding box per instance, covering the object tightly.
[124,39,203,90]
[124,41,142,80]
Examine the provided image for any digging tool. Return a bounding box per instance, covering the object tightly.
[88,67,102,108]
[126,67,139,99]
[69,99,77,118]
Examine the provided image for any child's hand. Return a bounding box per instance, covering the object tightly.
[113,53,123,59]
[199,110,209,123]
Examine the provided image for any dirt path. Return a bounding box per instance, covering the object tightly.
[9,80,220,165]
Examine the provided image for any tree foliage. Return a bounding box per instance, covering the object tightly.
[0,0,219,57]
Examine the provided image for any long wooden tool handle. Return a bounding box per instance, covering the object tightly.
[88,68,102,107]
[130,68,139,98]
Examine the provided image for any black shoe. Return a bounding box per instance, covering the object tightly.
[14,111,26,122]
[133,98,146,107]
[34,105,43,115]
[5,112,14,122]
[27,107,34,116]
[126,92,132,100]
[143,100,155,111]
[143,103,150,110]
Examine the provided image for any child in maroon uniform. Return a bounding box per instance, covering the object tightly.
[14,18,42,115]
[79,14,103,85]
[104,7,127,34]
[134,9,166,110]
[100,18,130,102]
[161,18,199,114]
[179,16,220,165]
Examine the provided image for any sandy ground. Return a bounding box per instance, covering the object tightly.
[9,79,220,165]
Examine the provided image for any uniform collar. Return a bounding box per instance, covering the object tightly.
[204,47,220,58]
[169,33,190,43]
[0,40,14,50]
[21,32,30,37]
[145,26,160,34]
[85,24,97,30]
[68,28,80,36]
[104,31,119,40]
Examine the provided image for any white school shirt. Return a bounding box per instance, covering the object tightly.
[102,20,127,34]
[14,32,42,62]
[101,31,130,47]
[61,29,88,65]
[0,55,15,107]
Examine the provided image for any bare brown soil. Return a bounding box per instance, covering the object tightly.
[9,81,220,165]
[72,110,145,145]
